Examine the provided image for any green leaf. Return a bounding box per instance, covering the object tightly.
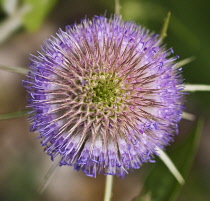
[134,120,203,201]
[0,110,28,120]
[22,0,57,32]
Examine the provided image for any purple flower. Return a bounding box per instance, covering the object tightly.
[23,15,184,177]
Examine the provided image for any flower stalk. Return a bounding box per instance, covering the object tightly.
[104,175,114,201]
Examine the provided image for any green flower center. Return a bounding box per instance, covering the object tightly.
[83,72,127,110]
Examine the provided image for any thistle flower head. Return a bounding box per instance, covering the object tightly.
[23,15,184,177]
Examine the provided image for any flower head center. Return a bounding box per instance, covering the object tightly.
[84,72,126,108]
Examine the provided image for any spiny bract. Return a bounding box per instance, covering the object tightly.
[23,15,184,177]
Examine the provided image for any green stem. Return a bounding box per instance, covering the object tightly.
[156,147,185,185]
[182,112,195,121]
[184,84,210,92]
[160,12,171,39]
[38,161,60,194]
[175,57,195,69]
[103,175,114,201]
[0,4,31,44]
[0,110,28,120]
[0,65,28,75]
[115,0,121,15]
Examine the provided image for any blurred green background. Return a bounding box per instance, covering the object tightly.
[0,0,210,201]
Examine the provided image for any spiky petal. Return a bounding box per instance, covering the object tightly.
[23,15,184,177]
